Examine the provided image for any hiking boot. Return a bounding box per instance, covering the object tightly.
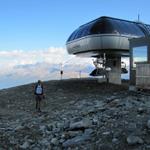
[38,109,41,112]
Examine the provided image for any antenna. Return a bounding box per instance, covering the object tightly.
[138,13,140,22]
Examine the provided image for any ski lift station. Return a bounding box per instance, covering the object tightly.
[66,16,150,89]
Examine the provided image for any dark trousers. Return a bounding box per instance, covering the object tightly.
[35,95,42,111]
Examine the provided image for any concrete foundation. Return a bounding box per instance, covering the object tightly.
[129,85,137,91]
[97,77,106,83]
[107,56,121,85]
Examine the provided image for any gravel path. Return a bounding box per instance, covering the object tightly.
[0,78,150,150]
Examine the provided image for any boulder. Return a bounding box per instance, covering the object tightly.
[127,135,143,145]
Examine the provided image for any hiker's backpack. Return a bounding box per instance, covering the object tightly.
[35,84,43,95]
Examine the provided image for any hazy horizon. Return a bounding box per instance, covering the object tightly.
[0,0,147,88]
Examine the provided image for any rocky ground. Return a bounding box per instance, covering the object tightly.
[1,78,150,150]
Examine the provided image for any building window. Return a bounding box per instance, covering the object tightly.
[133,46,147,67]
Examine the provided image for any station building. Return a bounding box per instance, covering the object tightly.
[66,16,150,87]
[129,36,150,90]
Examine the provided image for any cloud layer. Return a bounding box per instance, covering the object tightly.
[0,47,130,89]
[0,47,94,89]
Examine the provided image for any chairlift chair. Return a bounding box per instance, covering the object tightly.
[121,61,128,74]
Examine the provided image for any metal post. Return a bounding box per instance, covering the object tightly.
[79,70,81,78]
[60,63,63,80]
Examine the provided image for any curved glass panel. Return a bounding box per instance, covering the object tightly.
[137,23,150,35]
[109,19,145,36]
[67,17,147,42]
[67,21,95,42]
[67,29,79,41]
[90,18,114,34]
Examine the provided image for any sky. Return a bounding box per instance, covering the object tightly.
[0,0,149,89]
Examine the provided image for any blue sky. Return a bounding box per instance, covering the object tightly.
[0,0,150,50]
[0,0,149,88]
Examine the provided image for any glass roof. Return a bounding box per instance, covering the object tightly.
[67,17,150,42]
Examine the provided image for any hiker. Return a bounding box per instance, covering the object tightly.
[34,80,45,112]
[60,70,63,80]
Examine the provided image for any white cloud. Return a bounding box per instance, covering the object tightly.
[0,47,93,70]
[0,47,94,88]
[0,47,68,66]
[0,46,131,89]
